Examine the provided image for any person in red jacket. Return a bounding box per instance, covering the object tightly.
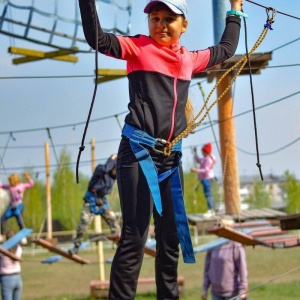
[78,0,243,298]
[0,173,34,243]
[191,143,217,218]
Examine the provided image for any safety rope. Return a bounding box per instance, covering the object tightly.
[164,8,276,156]
[76,0,99,183]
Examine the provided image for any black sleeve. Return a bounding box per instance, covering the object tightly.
[78,0,122,57]
[206,16,241,69]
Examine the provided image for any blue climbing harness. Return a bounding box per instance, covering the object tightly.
[122,123,195,263]
[84,191,109,215]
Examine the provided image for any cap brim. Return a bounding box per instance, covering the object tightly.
[144,1,183,15]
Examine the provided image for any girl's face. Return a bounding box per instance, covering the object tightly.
[148,8,188,47]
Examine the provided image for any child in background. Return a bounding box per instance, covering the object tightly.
[0,173,34,243]
[78,0,243,298]
[191,143,217,218]
[69,154,120,255]
[202,219,249,300]
[0,230,23,300]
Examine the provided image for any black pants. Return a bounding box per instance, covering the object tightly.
[109,138,182,300]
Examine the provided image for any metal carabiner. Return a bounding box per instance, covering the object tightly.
[266,7,276,24]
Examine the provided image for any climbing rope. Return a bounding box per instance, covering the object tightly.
[164,7,276,156]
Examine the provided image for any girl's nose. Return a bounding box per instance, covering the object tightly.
[158,20,167,27]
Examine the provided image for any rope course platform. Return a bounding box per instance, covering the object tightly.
[207,219,300,249]
[192,52,272,82]
[0,0,132,63]
[31,238,91,264]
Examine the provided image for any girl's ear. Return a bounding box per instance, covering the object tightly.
[182,19,188,33]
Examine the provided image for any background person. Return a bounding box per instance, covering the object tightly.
[0,230,23,300]
[201,219,249,300]
[78,0,243,298]
[191,143,217,217]
[70,154,120,255]
[0,173,34,243]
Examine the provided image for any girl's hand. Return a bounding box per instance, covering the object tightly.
[24,173,31,180]
[230,0,243,11]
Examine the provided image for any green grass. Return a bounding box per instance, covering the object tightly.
[20,238,300,299]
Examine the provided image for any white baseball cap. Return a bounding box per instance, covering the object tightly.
[144,0,187,18]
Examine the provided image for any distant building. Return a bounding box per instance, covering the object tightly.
[239,174,286,210]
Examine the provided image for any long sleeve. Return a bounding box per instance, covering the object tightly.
[202,251,212,294]
[234,244,248,295]
[206,16,241,69]
[78,0,121,57]
[193,155,216,180]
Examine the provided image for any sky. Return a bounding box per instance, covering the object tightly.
[0,0,299,184]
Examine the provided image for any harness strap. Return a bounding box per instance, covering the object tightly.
[122,123,195,263]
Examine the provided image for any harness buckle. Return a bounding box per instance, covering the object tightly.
[152,138,170,155]
[266,7,276,24]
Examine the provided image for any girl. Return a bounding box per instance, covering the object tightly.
[0,230,23,300]
[0,173,34,242]
[191,143,217,218]
[78,0,243,298]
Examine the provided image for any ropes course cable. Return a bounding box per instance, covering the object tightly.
[228,264,300,300]
[245,0,300,20]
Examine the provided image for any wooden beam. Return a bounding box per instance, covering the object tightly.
[208,225,263,246]
[0,246,22,261]
[8,47,78,64]
[31,238,91,264]
[95,69,127,84]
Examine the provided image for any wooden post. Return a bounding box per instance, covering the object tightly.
[91,138,105,281]
[44,142,52,239]
[217,74,241,215]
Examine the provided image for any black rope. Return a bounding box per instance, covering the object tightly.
[242,8,264,181]
[46,128,60,166]
[245,0,300,20]
[76,1,99,183]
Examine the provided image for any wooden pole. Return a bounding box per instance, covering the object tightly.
[91,138,105,281]
[217,74,241,215]
[44,142,52,239]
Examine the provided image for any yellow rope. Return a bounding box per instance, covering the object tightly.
[164,25,271,156]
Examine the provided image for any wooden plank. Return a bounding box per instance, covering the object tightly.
[259,236,300,247]
[8,47,78,64]
[31,238,90,264]
[250,227,288,237]
[1,228,33,250]
[279,213,300,230]
[0,246,22,261]
[208,226,263,246]
[233,220,271,228]
[41,241,90,264]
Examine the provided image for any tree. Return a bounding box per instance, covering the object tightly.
[283,171,300,214]
[22,176,46,232]
[51,149,89,231]
[244,178,271,209]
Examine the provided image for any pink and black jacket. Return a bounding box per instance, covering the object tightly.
[79,0,241,142]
